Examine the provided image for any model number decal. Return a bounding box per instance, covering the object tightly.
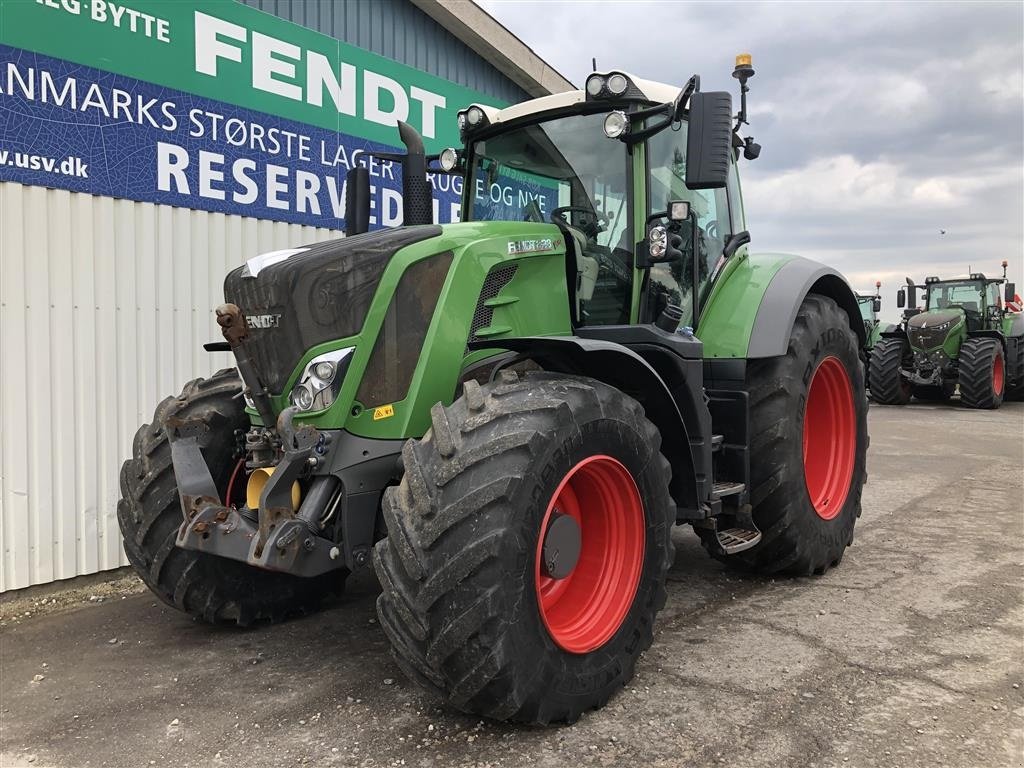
[508,238,554,255]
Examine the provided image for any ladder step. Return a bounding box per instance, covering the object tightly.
[712,481,745,497]
[716,527,762,554]
[711,434,724,452]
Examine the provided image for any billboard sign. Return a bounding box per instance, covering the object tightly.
[0,0,502,229]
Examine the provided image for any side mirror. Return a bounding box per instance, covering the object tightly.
[685,91,732,190]
[873,298,881,313]
[344,167,370,235]
[897,289,906,309]
[1006,282,1016,303]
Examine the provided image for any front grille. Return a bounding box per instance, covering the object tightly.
[469,265,518,339]
[908,325,950,351]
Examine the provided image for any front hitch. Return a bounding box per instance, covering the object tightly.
[168,415,345,578]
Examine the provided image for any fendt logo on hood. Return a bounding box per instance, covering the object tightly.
[246,314,282,329]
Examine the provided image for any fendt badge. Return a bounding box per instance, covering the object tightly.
[246,314,282,329]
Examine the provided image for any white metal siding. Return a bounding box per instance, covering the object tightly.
[0,182,337,591]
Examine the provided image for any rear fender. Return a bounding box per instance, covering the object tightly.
[468,336,700,513]
[746,258,865,358]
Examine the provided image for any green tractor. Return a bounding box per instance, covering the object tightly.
[856,280,895,357]
[118,56,869,724]
[869,264,1024,408]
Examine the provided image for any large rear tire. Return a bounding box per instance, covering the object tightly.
[701,294,868,575]
[374,371,674,724]
[958,338,1005,409]
[117,369,340,625]
[868,337,911,405]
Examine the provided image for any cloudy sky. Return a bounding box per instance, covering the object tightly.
[480,0,1023,320]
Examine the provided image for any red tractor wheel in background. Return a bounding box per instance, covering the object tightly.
[374,371,674,725]
[958,337,1006,409]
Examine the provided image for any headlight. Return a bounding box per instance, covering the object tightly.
[439,147,459,172]
[586,74,605,96]
[289,347,354,413]
[607,73,628,95]
[466,106,485,126]
[603,110,630,138]
[649,226,667,259]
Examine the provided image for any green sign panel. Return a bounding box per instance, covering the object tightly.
[1,0,500,151]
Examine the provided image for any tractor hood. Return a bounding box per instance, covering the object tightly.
[907,308,963,350]
[223,225,442,393]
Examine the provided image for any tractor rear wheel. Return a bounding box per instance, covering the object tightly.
[117,368,340,625]
[868,337,911,404]
[958,338,1005,409]
[373,371,674,724]
[701,294,867,575]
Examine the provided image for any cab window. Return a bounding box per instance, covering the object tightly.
[647,126,731,324]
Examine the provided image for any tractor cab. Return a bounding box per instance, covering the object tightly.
[450,64,754,337]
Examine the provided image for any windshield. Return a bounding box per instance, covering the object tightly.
[927,281,984,313]
[857,296,875,321]
[467,112,633,325]
[466,113,630,247]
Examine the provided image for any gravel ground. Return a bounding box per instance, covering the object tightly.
[1,401,1022,768]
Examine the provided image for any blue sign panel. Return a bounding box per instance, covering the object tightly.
[0,45,465,229]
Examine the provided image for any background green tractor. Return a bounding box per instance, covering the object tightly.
[118,56,869,724]
[869,263,1024,408]
[856,280,896,358]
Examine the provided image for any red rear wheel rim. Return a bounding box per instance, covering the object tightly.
[534,455,645,654]
[993,354,1005,396]
[803,356,857,521]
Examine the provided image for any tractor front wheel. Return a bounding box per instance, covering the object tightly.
[958,338,1005,409]
[702,294,867,575]
[868,337,911,405]
[373,371,674,724]
[117,369,340,625]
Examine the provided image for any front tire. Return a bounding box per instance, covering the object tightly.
[958,338,1005,409]
[117,369,340,625]
[868,337,911,405]
[374,371,674,724]
[702,294,868,575]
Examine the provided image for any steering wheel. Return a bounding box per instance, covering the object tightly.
[551,206,609,239]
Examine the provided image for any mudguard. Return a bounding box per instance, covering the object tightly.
[468,336,700,513]
[700,253,865,359]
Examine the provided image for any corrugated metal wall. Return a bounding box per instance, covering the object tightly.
[0,182,337,591]
[238,0,529,104]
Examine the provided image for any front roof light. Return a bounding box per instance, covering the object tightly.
[466,106,485,126]
[586,75,605,97]
[603,110,630,138]
[607,73,628,96]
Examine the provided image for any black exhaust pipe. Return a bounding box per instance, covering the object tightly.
[344,166,370,235]
[398,120,433,226]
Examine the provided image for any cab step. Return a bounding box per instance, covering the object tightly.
[712,481,745,497]
[715,526,762,554]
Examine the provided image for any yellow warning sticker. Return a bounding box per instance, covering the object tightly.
[373,404,395,421]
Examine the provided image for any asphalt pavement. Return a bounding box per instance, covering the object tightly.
[2,401,1022,768]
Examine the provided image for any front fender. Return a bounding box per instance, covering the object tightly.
[699,253,865,358]
[468,336,699,512]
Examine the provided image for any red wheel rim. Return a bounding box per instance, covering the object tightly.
[534,455,645,654]
[993,354,1005,396]
[803,356,857,521]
